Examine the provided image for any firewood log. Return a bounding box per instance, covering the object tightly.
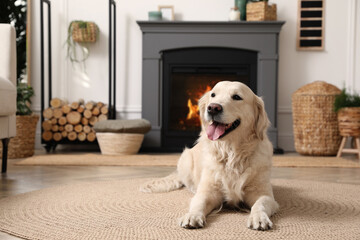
[98,114,108,122]
[50,98,64,108]
[42,131,53,141]
[42,120,52,131]
[74,124,83,133]
[83,125,91,134]
[66,111,81,125]
[83,109,92,119]
[58,116,67,126]
[85,101,96,110]
[78,132,86,141]
[81,117,89,126]
[87,132,96,142]
[51,118,57,125]
[67,131,77,141]
[65,124,74,132]
[100,106,108,115]
[43,108,53,119]
[53,108,63,119]
[61,131,68,138]
[92,107,100,116]
[96,102,104,108]
[89,116,98,126]
[59,126,64,131]
[70,101,80,110]
[77,105,85,113]
[61,105,71,114]
[51,125,59,132]
[53,132,62,141]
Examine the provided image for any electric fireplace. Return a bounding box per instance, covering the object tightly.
[162,47,257,149]
[137,21,285,151]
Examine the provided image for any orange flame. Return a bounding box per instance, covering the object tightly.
[187,99,199,120]
[186,85,212,121]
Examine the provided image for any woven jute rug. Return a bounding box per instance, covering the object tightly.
[15,154,360,168]
[0,178,359,239]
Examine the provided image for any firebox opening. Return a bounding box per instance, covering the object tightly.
[162,47,257,150]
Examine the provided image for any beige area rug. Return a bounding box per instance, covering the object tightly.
[0,178,359,240]
[15,154,360,168]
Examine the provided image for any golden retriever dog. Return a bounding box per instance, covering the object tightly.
[141,81,278,230]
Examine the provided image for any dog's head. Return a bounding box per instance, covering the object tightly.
[198,81,269,141]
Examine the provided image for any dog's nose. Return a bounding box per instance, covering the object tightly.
[207,103,223,116]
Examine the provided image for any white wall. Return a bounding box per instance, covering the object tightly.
[274,0,359,151]
[30,0,359,151]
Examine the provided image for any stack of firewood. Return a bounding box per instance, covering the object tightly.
[42,98,108,142]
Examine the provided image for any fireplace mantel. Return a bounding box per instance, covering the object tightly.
[137,20,285,32]
[137,21,285,150]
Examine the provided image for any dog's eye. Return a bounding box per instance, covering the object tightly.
[232,94,242,101]
[211,93,216,98]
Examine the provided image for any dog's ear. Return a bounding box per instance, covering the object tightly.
[253,96,270,140]
[198,91,210,127]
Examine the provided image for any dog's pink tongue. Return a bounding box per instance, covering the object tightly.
[206,122,226,141]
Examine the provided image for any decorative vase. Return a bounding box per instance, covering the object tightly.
[229,7,241,21]
[148,11,162,21]
[235,0,248,21]
[0,115,39,158]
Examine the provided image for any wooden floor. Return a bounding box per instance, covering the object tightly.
[1,151,360,239]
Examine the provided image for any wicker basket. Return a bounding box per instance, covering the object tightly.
[96,133,144,155]
[292,81,341,156]
[246,1,277,21]
[71,21,98,43]
[0,115,39,159]
[337,107,360,137]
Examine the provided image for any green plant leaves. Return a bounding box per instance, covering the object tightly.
[16,83,34,116]
[334,89,360,112]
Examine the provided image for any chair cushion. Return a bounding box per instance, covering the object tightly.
[93,119,151,134]
[0,76,16,116]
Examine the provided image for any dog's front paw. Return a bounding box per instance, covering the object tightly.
[247,211,273,231]
[179,212,206,229]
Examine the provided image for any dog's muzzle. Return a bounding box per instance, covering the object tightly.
[207,103,223,117]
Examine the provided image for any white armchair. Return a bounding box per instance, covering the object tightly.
[0,24,17,173]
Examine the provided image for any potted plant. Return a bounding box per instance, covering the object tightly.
[66,20,99,68]
[7,80,39,158]
[0,0,39,158]
[334,89,360,137]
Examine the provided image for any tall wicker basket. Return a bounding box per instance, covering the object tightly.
[0,115,39,158]
[292,81,341,156]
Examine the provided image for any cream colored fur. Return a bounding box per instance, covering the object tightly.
[140,81,278,230]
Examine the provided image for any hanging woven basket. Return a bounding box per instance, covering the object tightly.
[292,81,342,156]
[71,21,98,43]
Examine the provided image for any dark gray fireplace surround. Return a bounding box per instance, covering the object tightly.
[137,21,285,150]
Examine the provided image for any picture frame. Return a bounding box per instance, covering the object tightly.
[158,5,174,21]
